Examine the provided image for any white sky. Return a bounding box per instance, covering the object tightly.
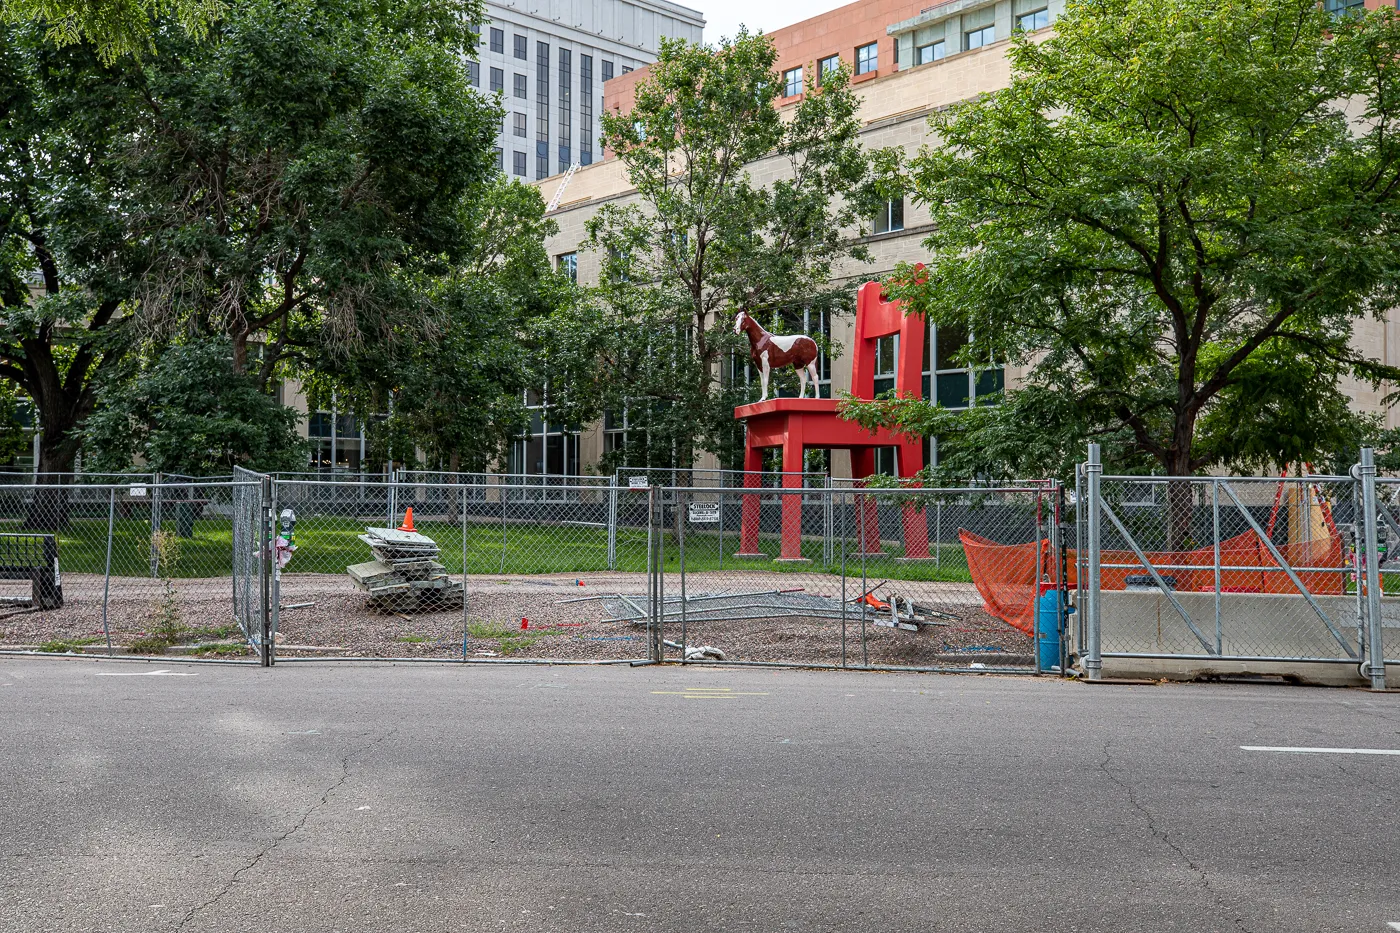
[695,0,856,45]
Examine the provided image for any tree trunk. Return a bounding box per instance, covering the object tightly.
[21,434,78,530]
[1164,428,1197,551]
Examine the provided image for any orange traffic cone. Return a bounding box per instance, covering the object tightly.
[397,508,416,532]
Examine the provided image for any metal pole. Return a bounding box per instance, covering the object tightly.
[935,500,942,569]
[1084,444,1102,680]
[607,474,618,571]
[101,487,115,655]
[260,475,273,668]
[1034,490,1044,676]
[269,480,279,666]
[674,487,680,661]
[646,486,656,662]
[840,489,848,668]
[1212,479,1222,656]
[150,472,161,578]
[860,490,868,667]
[718,488,724,571]
[499,481,508,574]
[470,479,476,661]
[1360,448,1387,690]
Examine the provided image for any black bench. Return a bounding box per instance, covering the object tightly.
[0,534,63,609]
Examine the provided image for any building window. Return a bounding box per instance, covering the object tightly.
[1016,8,1049,30]
[873,198,904,235]
[580,54,594,166]
[514,34,527,59]
[966,25,996,49]
[557,252,577,282]
[558,48,572,172]
[916,41,945,64]
[919,322,1002,409]
[513,151,527,176]
[513,73,526,98]
[805,306,832,399]
[509,389,579,477]
[621,65,632,74]
[494,147,503,171]
[489,67,503,93]
[489,27,504,54]
[782,66,803,97]
[855,42,878,75]
[308,410,369,472]
[818,55,841,83]
[1324,0,1365,14]
[874,335,897,396]
[466,61,480,87]
[536,41,550,179]
[601,60,614,83]
[513,112,527,137]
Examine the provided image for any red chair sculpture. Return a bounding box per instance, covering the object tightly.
[734,280,932,561]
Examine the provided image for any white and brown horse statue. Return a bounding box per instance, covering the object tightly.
[735,310,821,401]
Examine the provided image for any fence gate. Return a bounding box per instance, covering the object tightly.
[1085,469,1366,671]
[231,467,271,664]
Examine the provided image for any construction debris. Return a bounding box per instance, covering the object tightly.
[347,526,462,612]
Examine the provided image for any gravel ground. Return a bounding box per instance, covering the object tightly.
[0,570,1035,667]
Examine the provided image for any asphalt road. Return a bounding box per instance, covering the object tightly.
[1,658,1397,933]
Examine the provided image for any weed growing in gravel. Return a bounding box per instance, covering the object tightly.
[396,634,433,643]
[466,621,560,655]
[37,636,101,653]
[193,643,247,657]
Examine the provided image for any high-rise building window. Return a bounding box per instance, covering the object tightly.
[513,151,527,176]
[490,67,503,93]
[580,54,594,166]
[557,252,577,282]
[601,60,613,83]
[966,25,995,49]
[494,147,503,172]
[916,41,945,64]
[817,55,840,83]
[621,65,632,74]
[558,48,572,172]
[782,66,803,97]
[514,73,526,98]
[514,34,527,59]
[873,198,904,235]
[1324,0,1364,15]
[855,42,878,75]
[1016,8,1049,30]
[513,112,527,137]
[536,41,550,179]
[466,61,480,87]
[489,27,503,53]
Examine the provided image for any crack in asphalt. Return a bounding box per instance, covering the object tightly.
[1098,741,1254,933]
[173,728,397,932]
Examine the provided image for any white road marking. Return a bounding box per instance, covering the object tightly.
[1240,746,1400,756]
[1386,923,1400,931]
[94,670,197,677]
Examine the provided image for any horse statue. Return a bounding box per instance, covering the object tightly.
[735,310,821,401]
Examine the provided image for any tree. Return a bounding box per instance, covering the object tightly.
[541,31,874,472]
[843,0,1400,544]
[1,0,221,63]
[0,0,497,519]
[82,339,305,475]
[308,178,569,474]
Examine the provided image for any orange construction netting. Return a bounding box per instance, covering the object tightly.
[960,528,1346,636]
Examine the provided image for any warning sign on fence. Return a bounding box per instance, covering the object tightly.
[687,502,720,524]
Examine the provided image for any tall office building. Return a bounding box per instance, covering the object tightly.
[473,0,705,181]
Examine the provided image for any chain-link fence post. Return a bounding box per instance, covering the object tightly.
[260,474,273,667]
[461,483,470,661]
[149,472,162,577]
[607,474,618,571]
[101,486,115,655]
[1083,443,1103,680]
[679,488,688,664]
[1359,447,1387,690]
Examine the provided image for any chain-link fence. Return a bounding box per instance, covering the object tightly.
[0,476,257,661]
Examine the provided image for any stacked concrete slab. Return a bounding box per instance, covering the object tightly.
[347,527,462,611]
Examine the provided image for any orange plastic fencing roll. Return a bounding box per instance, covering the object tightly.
[959,528,1347,636]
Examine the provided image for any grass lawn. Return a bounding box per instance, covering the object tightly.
[0,515,978,583]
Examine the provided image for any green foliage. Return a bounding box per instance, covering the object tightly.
[849,0,1400,484]
[82,339,305,475]
[540,31,873,470]
[309,178,565,471]
[0,0,222,63]
[0,0,497,476]
[0,379,29,465]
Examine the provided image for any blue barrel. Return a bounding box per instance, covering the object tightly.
[1036,588,1072,671]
